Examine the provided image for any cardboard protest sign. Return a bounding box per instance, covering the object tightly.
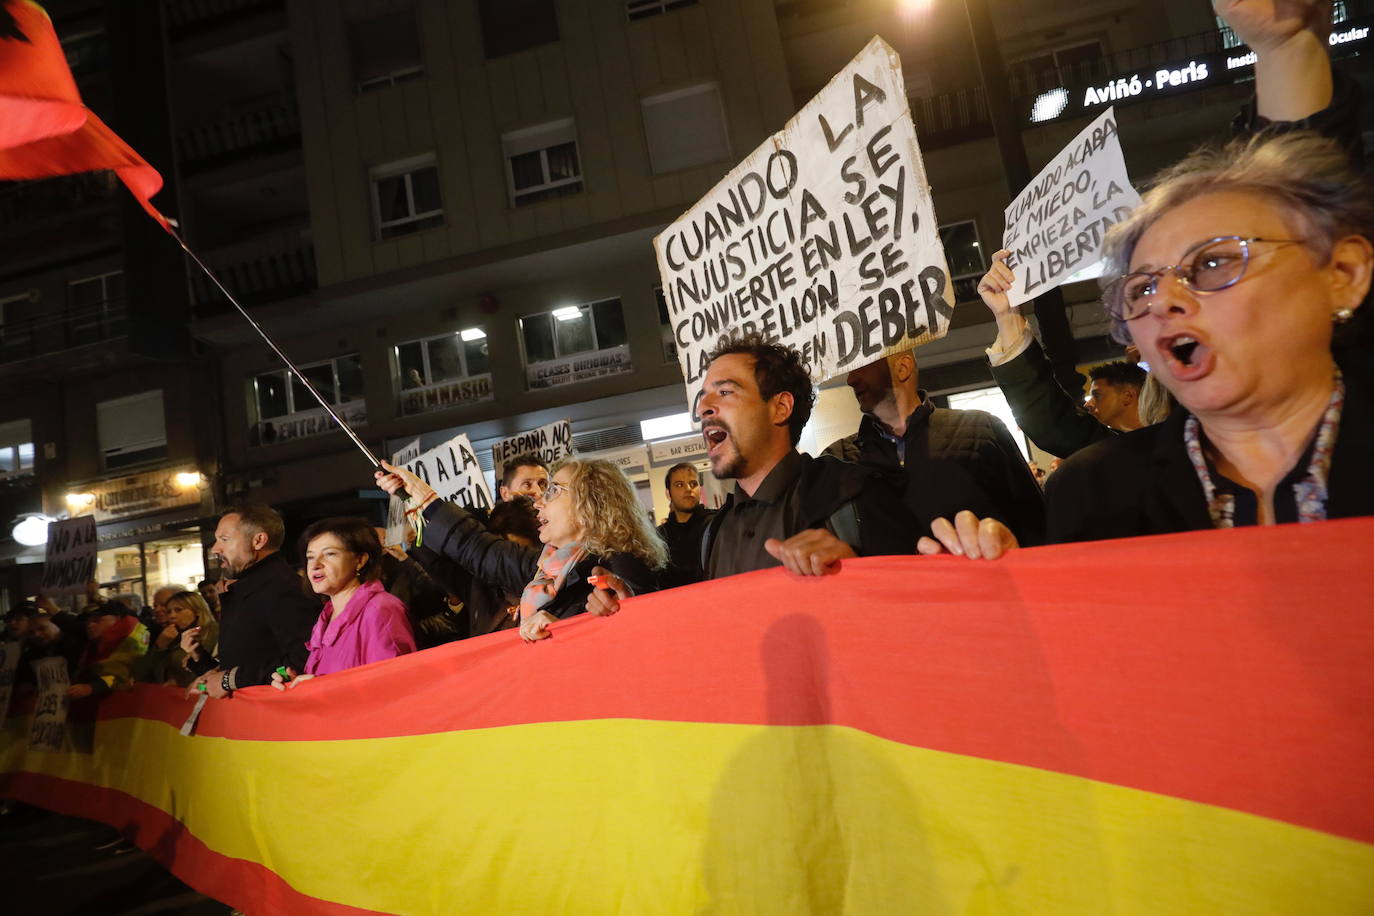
[654,36,954,414]
[383,437,423,547]
[491,420,574,487]
[28,656,68,752]
[1002,107,1141,306]
[0,641,20,722]
[40,516,97,597]
[407,434,494,514]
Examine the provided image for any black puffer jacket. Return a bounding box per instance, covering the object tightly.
[825,399,1046,547]
[421,500,658,620]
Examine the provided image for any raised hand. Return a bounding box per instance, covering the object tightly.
[180,626,202,658]
[977,248,1018,317]
[1213,0,1332,53]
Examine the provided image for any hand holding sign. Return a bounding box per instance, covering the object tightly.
[976,249,1017,317]
[376,434,493,517]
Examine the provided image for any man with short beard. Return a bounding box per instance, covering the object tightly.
[186,505,318,698]
[583,337,924,614]
[585,336,1016,615]
[693,336,925,578]
[825,350,1045,547]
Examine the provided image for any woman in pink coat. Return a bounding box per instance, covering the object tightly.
[272,518,414,690]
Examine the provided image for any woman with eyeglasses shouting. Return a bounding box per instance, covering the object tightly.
[1035,130,1373,542]
[375,459,665,642]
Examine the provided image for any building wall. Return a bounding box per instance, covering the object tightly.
[290,0,795,289]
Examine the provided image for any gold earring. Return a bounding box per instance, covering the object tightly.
[1335,307,1355,324]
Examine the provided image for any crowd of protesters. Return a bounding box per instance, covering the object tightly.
[1,0,1369,705]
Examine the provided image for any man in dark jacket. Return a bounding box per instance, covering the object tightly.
[188,505,318,697]
[586,336,922,614]
[656,463,714,588]
[825,350,1046,547]
[17,607,84,687]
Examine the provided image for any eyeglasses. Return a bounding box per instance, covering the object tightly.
[541,481,568,503]
[1102,236,1305,322]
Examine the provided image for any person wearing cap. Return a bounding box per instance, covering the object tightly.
[25,608,85,681]
[66,604,150,700]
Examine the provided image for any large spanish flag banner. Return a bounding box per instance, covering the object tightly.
[4,519,1374,914]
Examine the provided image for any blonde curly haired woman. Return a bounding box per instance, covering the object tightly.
[376,459,666,642]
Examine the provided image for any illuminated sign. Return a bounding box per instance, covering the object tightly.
[1080,60,1211,107]
[1025,17,1372,124]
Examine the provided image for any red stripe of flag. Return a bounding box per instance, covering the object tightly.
[96,519,1374,847]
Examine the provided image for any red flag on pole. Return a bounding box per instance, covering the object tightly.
[0,0,171,230]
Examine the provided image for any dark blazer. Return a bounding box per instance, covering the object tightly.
[700,450,922,572]
[1046,360,1374,543]
[989,337,1113,460]
[825,400,1046,547]
[421,500,658,620]
[213,552,320,687]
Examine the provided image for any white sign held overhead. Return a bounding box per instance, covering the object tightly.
[654,36,954,416]
[383,437,423,547]
[407,434,494,514]
[29,656,69,752]
[40,516,98,598]
[1001,107,1142,307]
[491,420,574,487]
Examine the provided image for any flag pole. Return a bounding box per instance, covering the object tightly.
[169,229,383,470]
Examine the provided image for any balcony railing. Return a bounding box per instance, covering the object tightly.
[189,232,317,315]
[1008,29,1229,101]
[0,172,119,232]
[0,298,126,366]
[166,0,285,37]
[910,86,992,148]
[177,99,301,173]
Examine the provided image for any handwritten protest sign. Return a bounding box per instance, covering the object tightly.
[383,437,422,547]
[40,516,97,597]
[0,641,20,722]
[408,433,494,513]
[1002,107,1141,306]
[654,36,953,414]
[491,420,573,487]
[29,656,68,752]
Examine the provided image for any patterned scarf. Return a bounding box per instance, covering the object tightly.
[1184,373,1345,528]
[517,543,587,622]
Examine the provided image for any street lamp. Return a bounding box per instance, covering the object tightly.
[12,513,55,547]
[958,0,1082,393]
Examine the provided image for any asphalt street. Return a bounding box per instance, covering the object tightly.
[0,803,233,916]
